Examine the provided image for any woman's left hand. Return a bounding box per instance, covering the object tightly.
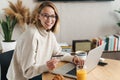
[72,56,84,67]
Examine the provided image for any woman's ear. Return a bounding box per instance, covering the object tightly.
[38,14,41,20]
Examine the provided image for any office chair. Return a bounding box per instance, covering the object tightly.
[0,50,42,80]
[0,50,14,80]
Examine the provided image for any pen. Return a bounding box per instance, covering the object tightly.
[52,55,63,57]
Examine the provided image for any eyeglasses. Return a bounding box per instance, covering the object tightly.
[40,13,57,19]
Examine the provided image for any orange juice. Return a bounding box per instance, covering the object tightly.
[77,69,87,80]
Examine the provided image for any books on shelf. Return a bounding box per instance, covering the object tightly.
[91,34,120,52]
[60,33,120,53]
[114,34,120,51]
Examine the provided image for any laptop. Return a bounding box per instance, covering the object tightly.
[51,43,106,79]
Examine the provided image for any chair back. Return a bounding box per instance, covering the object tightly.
[0,50,14,80]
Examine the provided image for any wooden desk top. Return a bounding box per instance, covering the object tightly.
[87,59,120,80]
[43,59,120,80]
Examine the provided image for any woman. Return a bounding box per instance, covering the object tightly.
[7,1,84,80]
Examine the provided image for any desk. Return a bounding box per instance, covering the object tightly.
[43,59,120,80]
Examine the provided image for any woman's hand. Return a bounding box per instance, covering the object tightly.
[47,58,59,70]
[72,55,84,67]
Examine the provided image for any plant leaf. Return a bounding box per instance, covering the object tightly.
[0,15,17,42]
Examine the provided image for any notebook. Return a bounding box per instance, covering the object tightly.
[51,43,106,79]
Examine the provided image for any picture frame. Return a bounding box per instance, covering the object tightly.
[72,40,91,52]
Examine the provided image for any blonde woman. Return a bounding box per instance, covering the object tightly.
[7,1,84,80]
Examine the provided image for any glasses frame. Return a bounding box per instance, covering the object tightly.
[40,13,57,20]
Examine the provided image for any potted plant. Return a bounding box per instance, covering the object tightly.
[0,15,17,42]
[0,15,17,52]
[0,0,30,52]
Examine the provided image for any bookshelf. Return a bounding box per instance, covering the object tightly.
[102,51,120,60]
[91,34,120,52]
[103,50,120,53]
[89,35,120,60]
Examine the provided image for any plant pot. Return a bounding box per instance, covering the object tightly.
[1,41,16,53]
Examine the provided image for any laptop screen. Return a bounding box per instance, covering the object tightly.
[66,67,76,76]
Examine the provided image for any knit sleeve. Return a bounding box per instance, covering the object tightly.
[52,34,74,62]
[19,28,49,79]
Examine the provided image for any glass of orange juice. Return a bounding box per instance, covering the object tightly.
[77,68,87,80]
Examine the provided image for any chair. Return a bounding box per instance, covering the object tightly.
[0,50,14,80]
[0,50,42,80]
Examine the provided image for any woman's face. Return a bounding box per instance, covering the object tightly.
[38,6,56,30]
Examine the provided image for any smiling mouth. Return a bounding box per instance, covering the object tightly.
[45,22,53,26]
[46,23,51,26]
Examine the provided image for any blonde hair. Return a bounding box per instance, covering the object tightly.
[31,1,60,33]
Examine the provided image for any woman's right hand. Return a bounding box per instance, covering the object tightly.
[47,58,59,70]
[72,55,84,67]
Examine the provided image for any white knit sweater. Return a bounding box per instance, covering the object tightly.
[7,25,73,80]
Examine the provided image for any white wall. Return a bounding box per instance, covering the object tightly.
[55,0,120,45]
[0,0,120,45]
